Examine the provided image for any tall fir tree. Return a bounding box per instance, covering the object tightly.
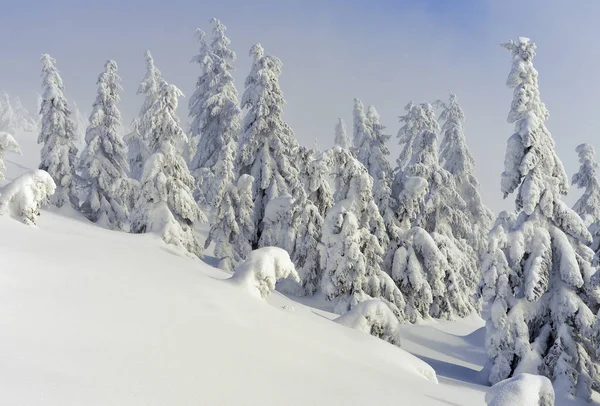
[132,83,206,256]
[189,19,241,208]
[482,37,598,400]
[572,143,600,227]
[237,43,301,249]
[387,118,478,322]
[38,54,79,207]
[126,50,165,181]
[320,147,406,318]
[435,92,493,257]
[79,60,130,230]
[334,117,350,149]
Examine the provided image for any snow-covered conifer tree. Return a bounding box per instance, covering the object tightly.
[387,127,478,322]
[132,83,206,256]
[320,146,405,318]
[352,98,370,164]
[482,38,599,399]
[0,131,21,180]
[572,143,600,227]
[79,60,130,230]
[237,43,301,248]
[127,51,165,180]
[38,54,79,207]
[205,173,255,271]
[189,19,241,208]
[435,92,493,256]
[13,97,37,132]
[396,102,439,171]
[0,93,16,133]
[304,150,334,218]
[334,117,351,149]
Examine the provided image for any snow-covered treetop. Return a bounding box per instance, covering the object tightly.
[397,102,439,171]
[572,143,600,226]
[238,43,300,198]
[334,117,350,149]
[137,50,165,100]
[40,54,66,111]
[209,18,235,65]
[147,83,186,155]
[435,92,474,177]
[500,37,569,211]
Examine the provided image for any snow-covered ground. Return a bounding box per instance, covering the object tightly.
[0,131,594,405]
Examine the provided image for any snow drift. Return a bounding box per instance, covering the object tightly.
[485,373,555,406]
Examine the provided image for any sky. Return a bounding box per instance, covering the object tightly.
[1,0,600,213]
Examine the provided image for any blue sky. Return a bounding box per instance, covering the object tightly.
[1,0,599,213]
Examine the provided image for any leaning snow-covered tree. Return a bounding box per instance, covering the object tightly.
[189,19,241,208]
[38,54,79,207]
[334,117,351,149]
[435,92,493,258]
[78,60,130,230]
[205,173,255,271]
[237,43,302,248]
[572,143,600,227]
[127,50,165,181]
[320,146,406,319]
[131,83,206,256]
[482,37,599,400]
[387,126,478,322]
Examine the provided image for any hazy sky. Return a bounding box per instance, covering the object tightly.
[1,0,599,213]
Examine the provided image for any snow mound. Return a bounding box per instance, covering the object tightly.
[0,170,56,225]
[335,299,402,346]
[485,373,555,406]
[229,247,300,299]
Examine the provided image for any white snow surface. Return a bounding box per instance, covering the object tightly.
[485,373,555,406]
[1,131,598,405]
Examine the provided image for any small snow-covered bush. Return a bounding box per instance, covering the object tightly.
[485,374,554,406]
[0,170,56,225]
[334,300,402,347]
[229,247,300,299]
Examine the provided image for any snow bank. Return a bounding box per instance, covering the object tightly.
[485,373,555,406]
[335,299,402,346]
[229,247,300,299]
[0,170,55,225]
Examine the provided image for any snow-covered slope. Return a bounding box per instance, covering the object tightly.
[0,130,594,405]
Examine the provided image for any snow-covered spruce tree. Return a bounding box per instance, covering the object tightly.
[435,92,493,257]
[38,54,79,207]
[303,150,334,218]
[334,117,351,149]
[237,43,302,248]
[127,50,165,181]
[189,19,241,208]
[205,173,255,271]
[396,101,439,172]
[131,83,206,256]
[0,131,21,180]
[0,93,16,133]
[482,37,599,400]
[78,60,130,230]
[387,127,478,322]
[572,143,600,227]
[320,146,405,318]
[13,97,38,132]
[352,98,370,165]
